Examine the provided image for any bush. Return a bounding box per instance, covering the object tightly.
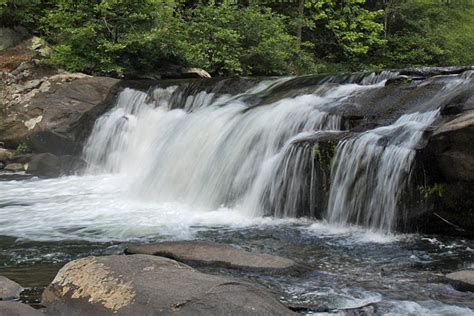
[183,5,316,76]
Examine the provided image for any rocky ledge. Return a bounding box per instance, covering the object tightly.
[125,240,307,275]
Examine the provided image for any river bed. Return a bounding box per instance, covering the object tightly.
[0,174,472,315]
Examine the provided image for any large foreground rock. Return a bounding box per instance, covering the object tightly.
[446,270,474,292]
[42,255,295,316]
[125,240,302,274]
[0,301,42,316]
[0,276,23,300]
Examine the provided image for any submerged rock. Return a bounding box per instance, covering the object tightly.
[0,301,42,316]
[0,276,23,300]
[446,270,474,292]
[125,240,302,274]
[42,255,295,315]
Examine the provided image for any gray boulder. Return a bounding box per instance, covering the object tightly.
[0,27,29,51]
[427,111,474,182]
[446,270,474,292]
[0,276,23,300]
[0,75,120,155]
[42,255,295,316]
[125,240,301,274]
[0,301,42,316]
[24,153,85,177]
[3,163,24,172]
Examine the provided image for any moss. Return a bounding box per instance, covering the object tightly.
[417,182,446,199]
[313,141,338,168]
[15,142,30,154]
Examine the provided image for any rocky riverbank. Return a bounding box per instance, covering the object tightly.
[1,240,472,315]
[1,36,473,235]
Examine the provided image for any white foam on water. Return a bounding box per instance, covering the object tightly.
[0,174,300,242]
[306,221,401,244]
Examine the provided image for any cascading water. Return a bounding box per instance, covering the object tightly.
[326,110,440,232]
[84,79,383,217]
[1,70,473,315]
[84,71,473,232]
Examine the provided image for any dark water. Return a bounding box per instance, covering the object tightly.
[1,223,472,314]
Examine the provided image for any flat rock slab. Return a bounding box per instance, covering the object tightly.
[0,301,43,316]
[0,276,23,300]
[42,255,295,316]
[125,240,302,274]
[446,270,474,292]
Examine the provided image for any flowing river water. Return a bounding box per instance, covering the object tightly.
[0,73,473,314]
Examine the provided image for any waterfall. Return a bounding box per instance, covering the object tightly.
[83,71,472,231]
[84,78,378,216]
[326,110,440,231]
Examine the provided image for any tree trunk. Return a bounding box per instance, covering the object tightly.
[297,0,304,50]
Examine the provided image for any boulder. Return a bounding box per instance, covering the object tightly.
[42,255,295,316]
[414,110,474,236]
[0,149,14,162]
[125,240,300,274]
[3,163,24,172]
[426,111,474,182]
[445,270,474,292]
[0,276,23,300]
[0,27,29,51]
[0,76,121,155]
[0,301,43,316]
[25,153,86,177]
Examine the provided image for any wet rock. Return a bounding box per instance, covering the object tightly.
[446,270,474,292]
[42,255,295,316]
[125,240,301,274]
[399,66,474,77]
[0,301,42,316]
[0,276,23,300]
[0,162,4,169]
[0,149,14,162]
[385,75,413,86]
[427,111,474,182]
[19,153,85,177]
[24,153,60,177]
[3,163,24,172]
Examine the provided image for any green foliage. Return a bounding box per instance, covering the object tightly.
[15,142,29,154]
[305,0,385,60]
[0,0,43,27]
[418,183,446,199]
[41,0,177,75]
[1,0,472,76]
[377,0,474,68]
[184,5,316,75]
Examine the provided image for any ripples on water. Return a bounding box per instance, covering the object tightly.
[0,174,472,314]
